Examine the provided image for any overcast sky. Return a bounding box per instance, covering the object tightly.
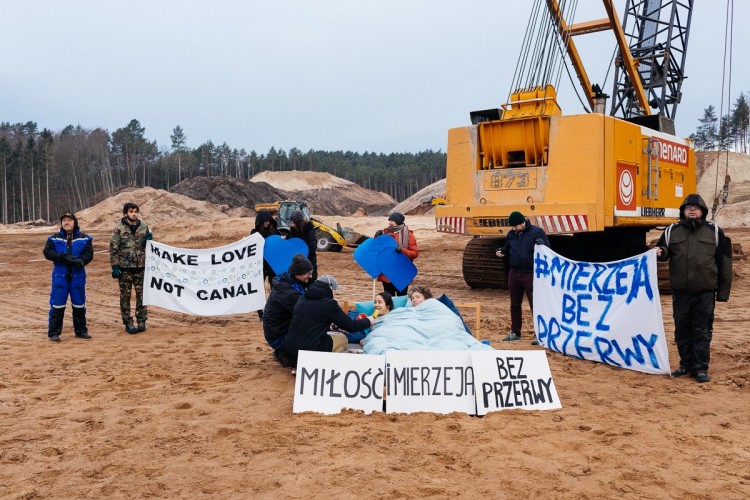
[3,1,747,154]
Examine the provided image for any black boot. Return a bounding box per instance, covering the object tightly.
[48,307,65,341]
[73,307,91,339]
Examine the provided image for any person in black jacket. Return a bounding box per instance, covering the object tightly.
[496,211,549,344]
[656,193,732,383]
[251,210,280,321]
[282,274,374,367]
[289,210,318,280]
[263,254,314,366]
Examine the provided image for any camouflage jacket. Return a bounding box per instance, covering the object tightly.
[110,218,151,269]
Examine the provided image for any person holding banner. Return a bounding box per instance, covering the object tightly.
[110,202,153,335]
[655,194,732,384]
[374,212,419,297]
[496,211,549,344]
[289,210,318,280]
[263,254,314,367]
[251,210,280,322]
[282,274,374,367]
[43,211,94,341]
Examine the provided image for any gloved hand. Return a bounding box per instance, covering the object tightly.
[111,265,122,279]
[61,254,74,265]
[71,258,85,268]
[374,230,384,237]
[394,246,402,253]
[145,232,153,241]
[535,238,545,245]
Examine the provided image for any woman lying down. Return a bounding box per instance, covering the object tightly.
[362,292,493,355]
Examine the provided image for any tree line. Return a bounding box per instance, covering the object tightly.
[690,92,750,153]
[0,120,446,225]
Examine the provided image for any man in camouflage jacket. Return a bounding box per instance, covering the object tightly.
[110,202,152,334]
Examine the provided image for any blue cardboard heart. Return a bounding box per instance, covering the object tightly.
[353,235,397,279]
[377,246,418,291]
[264,235,309,275]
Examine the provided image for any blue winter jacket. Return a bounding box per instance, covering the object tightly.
[43,227,94,283]
[502,219,549,273]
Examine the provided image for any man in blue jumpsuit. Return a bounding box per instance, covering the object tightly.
[43,211,94,341]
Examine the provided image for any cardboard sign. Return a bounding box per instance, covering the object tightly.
[471,350,561,415]
[384,350,477,415]
[264,234,309,275]
[534,246,670,375]
[144,234,265,316]
[293,350,385,415]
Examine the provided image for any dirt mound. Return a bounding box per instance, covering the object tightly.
[393,179,446,216]
[251,170,354,191]
[250,170,397,216]
[76,186,230,231]
[696,151,750,227]
[171,176,286,209]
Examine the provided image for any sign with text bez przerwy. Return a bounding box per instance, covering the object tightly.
[534,245,670,375]
[471,350,561,415]
[144,234,266,316]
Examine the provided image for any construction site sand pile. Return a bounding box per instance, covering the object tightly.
[392,179,446,216]
[75,186,230,231]
[250,170,397,216]
[170,176,286,212]
[696,151,750,228]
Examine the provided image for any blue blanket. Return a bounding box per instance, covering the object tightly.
[363,299,493,355]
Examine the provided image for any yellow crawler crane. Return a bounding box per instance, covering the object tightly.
[435,0,696,288]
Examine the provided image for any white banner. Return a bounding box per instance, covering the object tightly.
[293,350,385,415]
[143,234,266,316]
[471,350,561,415]
[534,246,670,375]
[385,350,477,415]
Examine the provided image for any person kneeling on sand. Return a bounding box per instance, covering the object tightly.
[263,254,313,367]
[281,275,374,367]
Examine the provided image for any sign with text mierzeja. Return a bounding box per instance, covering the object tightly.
[143,234,266,316]
[292,350,561,415]
[533,245,670,375]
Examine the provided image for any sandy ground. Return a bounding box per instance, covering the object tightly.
[1,216,749,499]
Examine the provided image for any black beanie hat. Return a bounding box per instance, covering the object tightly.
[288,253,313,275]
[508,211,525,226]
[388,212,405,225]
[290,210,305,224]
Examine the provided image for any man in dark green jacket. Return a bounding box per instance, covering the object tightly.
[656,194,732,383]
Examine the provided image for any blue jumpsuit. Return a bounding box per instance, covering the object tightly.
[43,226,94,337]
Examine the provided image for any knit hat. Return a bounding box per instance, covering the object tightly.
[508,211,525,226]
[317,274,341,290]
[288,253,313,275]
[388,212,405,225]
[290,210,305,224]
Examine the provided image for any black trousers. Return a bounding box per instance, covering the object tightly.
[672,291,715,372]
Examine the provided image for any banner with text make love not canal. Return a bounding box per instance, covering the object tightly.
[534,245,670,375]
[144,234,266,316]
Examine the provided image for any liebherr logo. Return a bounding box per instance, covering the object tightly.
[616,163,636,211]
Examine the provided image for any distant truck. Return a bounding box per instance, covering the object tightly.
[254,201,367,252]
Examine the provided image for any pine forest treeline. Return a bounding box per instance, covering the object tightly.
[0,120,446,224]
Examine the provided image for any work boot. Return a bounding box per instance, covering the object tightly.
[671,366,691,378]
[48,307,65,340]
[137,322,147,332]
[531,338,540,346]
[49,335,61,342]
[694,372,710,383]
[72,307,90,339]
[125,322,138,335]
[502,332,521,342]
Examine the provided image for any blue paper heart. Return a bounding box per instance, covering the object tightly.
[377,246,418,291]
[264,235,309,275]
[353,235,397,279]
